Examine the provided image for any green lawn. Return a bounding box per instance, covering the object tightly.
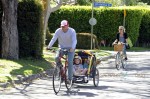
[0,47,149,83]
[100,47,150,51]
[0,48,110,83]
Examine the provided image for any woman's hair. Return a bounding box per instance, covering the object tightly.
[119,26,126,32]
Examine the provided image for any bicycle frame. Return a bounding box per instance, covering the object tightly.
[57,49,69,78]
[81,51,97,76]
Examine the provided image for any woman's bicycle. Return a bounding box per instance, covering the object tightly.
[113,43,127,70]
[48,48,73,94]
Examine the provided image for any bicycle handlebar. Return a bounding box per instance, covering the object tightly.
[113,42,126,45]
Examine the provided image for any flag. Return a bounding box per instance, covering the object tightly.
[124,4,126,18]
[124,8,126,17]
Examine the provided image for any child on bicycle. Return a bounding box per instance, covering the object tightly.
[73,55,88,76]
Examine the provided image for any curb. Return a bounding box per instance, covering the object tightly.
[0,69,54,89]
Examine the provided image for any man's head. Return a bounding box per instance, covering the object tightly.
[61,20,68,26]
[60,20,69,32]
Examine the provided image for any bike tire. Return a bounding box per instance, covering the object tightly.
[93,68,99,87]
[115,53,121,70]
[122,59,127,69]
[52,66,62,95]
[64,67,73,91]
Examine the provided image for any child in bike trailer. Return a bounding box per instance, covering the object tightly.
[73,55,88,76]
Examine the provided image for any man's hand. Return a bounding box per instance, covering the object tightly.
[70,48,74,52]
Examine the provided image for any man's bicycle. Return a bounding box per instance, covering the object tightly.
[48,48,73,94]
[114,43,127,70]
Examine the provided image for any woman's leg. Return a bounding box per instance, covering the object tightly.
[123,45,127,60]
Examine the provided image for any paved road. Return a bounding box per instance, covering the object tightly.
[0,52,150,99]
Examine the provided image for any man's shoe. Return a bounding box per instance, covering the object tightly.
[66,79,71,84]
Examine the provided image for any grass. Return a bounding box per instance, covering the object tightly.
[0,48,110,83]
[0,58,52,83]
[100,47,150,51]
[0,46,149,83]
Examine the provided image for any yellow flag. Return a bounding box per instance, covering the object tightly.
[124,8,126,17]
[124,4,126,18]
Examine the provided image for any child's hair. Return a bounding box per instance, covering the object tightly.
[74,55,82,64]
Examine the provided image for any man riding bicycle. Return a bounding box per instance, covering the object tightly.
[47,20,77,82]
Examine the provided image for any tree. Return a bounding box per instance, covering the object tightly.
[139,0,150,4]
[43,0,76,44]
[1,0,19,59]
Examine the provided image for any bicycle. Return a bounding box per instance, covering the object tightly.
[48,48,73,94]
[113,43,127,70]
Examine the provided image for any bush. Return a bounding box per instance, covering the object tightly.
[76,33,99,49]
[45,28,52,45]
[76,0,91,6]
[139,9,150,47]
[48,6,144,46]
[45,31,58,47]
[17,0,44,58]
[0,1,2,57]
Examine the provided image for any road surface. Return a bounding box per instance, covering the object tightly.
[0,52,150,99]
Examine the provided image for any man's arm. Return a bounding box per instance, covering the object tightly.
[47,31,58,49]
[71,29,77,50]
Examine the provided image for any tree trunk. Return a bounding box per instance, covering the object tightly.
[1,0,19,59]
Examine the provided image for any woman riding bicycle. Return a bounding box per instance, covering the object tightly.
[47,20,77,82]
[113,26,128,60]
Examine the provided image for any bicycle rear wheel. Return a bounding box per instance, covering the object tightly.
[115,52,121,70]
[93,68,99,87]
[52,66,62,94]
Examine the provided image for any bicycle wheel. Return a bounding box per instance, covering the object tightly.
[115,52,121,70]
[122,59,127,69]
[93,68,99,87]
[52,66,62,94]
[64,67,73,91]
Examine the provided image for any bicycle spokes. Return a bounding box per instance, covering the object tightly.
[115,53,121,70]
[52,67,62,94]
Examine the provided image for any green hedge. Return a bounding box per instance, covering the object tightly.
[139,8,150,47]
[46,32,99,49]
[0,1,2,57]
[17,0,44,58]
[48,6,144,46]
[76,33,99,49]
[0,0,44,58]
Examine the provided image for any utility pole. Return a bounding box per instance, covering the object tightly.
[91,0,94,49]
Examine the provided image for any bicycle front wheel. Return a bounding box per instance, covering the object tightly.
[93,68,99,87]
[64,67,73,91]
[115,52,121,70]
[52,66,62,94]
